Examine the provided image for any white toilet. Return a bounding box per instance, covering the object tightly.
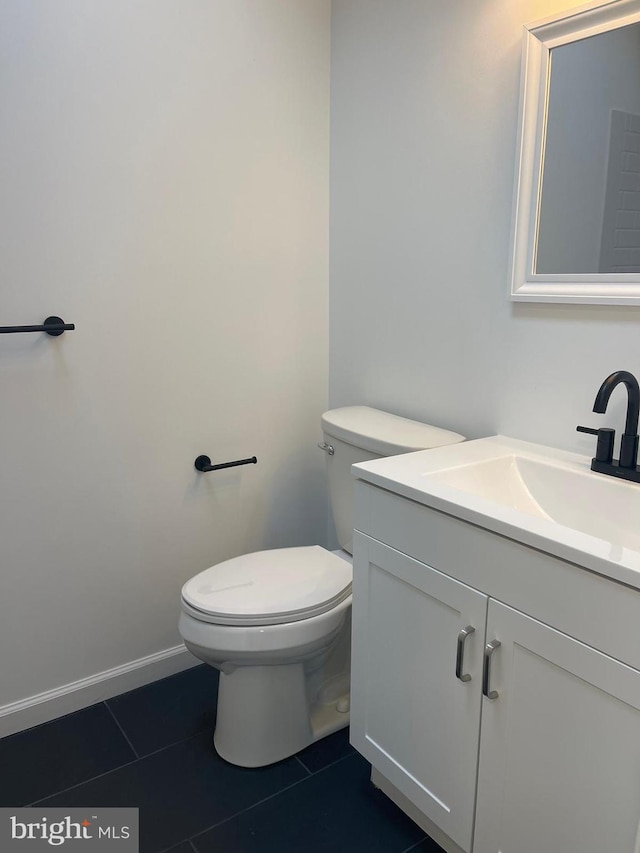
[179,406,464,767]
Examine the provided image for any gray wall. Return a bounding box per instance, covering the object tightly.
[5,0,640,731]
[0,0,330,717]
[330,0,640,453]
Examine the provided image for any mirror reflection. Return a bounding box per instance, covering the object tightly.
[536,23,640,274]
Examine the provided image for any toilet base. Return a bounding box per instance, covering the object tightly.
[213,663,350,768]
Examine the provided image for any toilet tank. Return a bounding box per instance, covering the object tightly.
[321,406,465,554]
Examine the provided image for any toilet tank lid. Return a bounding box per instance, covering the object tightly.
[321,406,465,455]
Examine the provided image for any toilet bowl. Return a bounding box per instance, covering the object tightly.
[179,546,352,767]
[179,407,465,767]
[179,545,351,767]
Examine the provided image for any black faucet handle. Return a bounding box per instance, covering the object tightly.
[620,433,639,470]
[576,425,615,465]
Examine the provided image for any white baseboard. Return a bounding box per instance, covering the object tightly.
[0,644,200,739]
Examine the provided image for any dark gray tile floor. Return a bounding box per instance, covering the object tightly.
[0,665,443,853]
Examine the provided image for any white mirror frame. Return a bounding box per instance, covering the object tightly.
[510,0,640,304]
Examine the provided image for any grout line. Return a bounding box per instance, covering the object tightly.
[27,730,211,807]
[190,751,358,843]
[399,837,430,853]
[156,838,202,853]
[25,724,357,849]
[103,701,139,760]
[27,758,140,807]
[150,751,357,853]
[301,748,356,777]
[295,755,312,776]
[26,730,354,810]
[190,774,315,842]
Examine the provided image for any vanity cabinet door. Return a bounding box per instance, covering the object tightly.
[474,600,640,853]
[350,533,488,853]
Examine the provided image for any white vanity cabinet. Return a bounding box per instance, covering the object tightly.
[350,479,640,853]
[350,535,487,852]
[474,600,640,853]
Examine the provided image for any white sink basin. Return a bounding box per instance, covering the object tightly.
[429,453,640,551]
[353,435,640,588]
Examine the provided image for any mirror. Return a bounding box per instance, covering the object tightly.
[510,0,640,303]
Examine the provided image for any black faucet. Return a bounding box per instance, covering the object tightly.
[577,370,640,483]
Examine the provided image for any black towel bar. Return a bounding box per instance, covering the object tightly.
[195,455,258,472]
[0,316,75,336]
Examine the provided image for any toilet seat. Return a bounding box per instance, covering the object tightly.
[181,546,352,627]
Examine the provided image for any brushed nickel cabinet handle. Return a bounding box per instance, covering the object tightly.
[455,625,475,682]
[483,640,501,700]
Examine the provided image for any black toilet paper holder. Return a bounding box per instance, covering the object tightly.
[194,454,257,472]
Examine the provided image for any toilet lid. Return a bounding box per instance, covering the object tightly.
[181,546,352,626]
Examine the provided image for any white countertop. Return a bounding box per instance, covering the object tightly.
[353,435,640,592]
